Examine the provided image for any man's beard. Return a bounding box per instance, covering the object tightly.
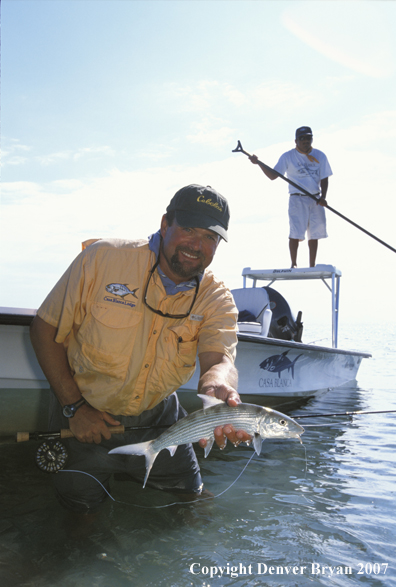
[162,245,204,280]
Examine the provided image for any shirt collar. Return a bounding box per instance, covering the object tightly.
[148,231,203,295]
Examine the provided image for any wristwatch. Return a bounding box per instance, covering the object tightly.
[62,397,86,418]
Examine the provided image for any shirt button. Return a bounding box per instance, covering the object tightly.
[135,395,140,399]
[145,364,149,368]
[153,330,157,334]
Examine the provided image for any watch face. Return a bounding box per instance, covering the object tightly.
[62,398,85,418]
[63,405,74,418]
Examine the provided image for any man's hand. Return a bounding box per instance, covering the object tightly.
[317,195,327,207]
[197,352,252,450]
[201,423,252,451]
[69,403,120,444]
[249,154,278,180]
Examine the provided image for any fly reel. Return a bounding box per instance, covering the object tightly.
[35,440,68,473]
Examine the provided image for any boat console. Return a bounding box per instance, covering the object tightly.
[239,265,341,348]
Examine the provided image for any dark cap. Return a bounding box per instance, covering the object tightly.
[166,184,230,241]
[296,126,313,139]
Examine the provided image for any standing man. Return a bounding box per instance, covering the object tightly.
[30,184,251,514]
[250,126,332,267]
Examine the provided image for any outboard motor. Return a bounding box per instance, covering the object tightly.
[263,286,303,342]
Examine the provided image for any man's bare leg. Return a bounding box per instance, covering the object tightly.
[289,238,299,268]
[308,239,318,267]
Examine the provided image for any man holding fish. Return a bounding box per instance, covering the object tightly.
[30,184,252,513]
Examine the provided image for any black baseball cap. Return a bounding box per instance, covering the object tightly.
[166,184,230,241]
[296,126,313,139]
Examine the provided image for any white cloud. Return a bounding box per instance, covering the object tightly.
[2,140,31,167]
[187,117,236,147]
[165,80,222,112]
[1,181,45,202]
[36,146,116,166]
[1,111,396,323]
[167,78,315,114]
[282,1,395,78]
[251,81,315,110]
[139,143,178,161]
[73,146,116,160]
[3,155,29,167]
[222,84,247,107]
[2,143,117,169]
[37,151,72,166]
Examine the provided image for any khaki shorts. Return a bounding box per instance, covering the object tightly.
[288,195,328,241]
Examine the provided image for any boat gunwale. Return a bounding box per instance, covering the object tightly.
[1,310,372,358]
[237,333,371,358]
[0,313,35,327]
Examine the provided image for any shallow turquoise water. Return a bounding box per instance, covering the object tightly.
[0,323,395,586]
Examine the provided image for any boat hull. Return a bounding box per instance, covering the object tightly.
[0,315,370,435]
[0,322,50,434]
[178,334,370,403]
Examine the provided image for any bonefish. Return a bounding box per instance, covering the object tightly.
[109,395,304,488]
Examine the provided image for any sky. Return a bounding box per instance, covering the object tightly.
[1,0,396,336]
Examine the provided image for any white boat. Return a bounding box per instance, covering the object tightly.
[178,265,371,409]
[0,308,50,435]
[0,265,371,434]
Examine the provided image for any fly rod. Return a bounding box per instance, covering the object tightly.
[14,424,170,443]
[294,409,396,419]
[232,140,396,255]
[12,407,396,442]
[4,408,396,473]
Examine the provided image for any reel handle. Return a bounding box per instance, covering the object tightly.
[16,432,31,442]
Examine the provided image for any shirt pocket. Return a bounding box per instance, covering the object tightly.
[138,322,200,402]
[71,303,142,378]
[167,323,199,369]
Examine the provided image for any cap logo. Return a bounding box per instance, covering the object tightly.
[197,194,223,212]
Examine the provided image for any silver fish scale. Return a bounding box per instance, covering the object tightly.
[150,404,269,452]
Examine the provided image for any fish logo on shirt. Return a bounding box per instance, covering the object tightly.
[105,283,139,299]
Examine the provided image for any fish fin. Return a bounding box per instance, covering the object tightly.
[166,445,178,457]
[109,440,157,489]
[203,437,214,458]
[197,394,225,410]
[253,433,263,456]
[108,440,151,457]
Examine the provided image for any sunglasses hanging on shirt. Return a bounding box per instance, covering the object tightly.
[143,256,199,319]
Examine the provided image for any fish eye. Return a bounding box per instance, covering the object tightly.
[280,419,286,426]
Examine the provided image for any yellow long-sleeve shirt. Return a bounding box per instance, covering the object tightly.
[38,238,238,416]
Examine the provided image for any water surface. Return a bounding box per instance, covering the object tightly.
[0,324,395,586]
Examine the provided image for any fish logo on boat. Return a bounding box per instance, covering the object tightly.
[259,351,303,378]
[105,283,139,299]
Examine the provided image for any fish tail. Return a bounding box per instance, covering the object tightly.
[291,354,303,377]
[108,440,158,488]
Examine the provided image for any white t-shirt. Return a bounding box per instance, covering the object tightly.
[274,148,333,195]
